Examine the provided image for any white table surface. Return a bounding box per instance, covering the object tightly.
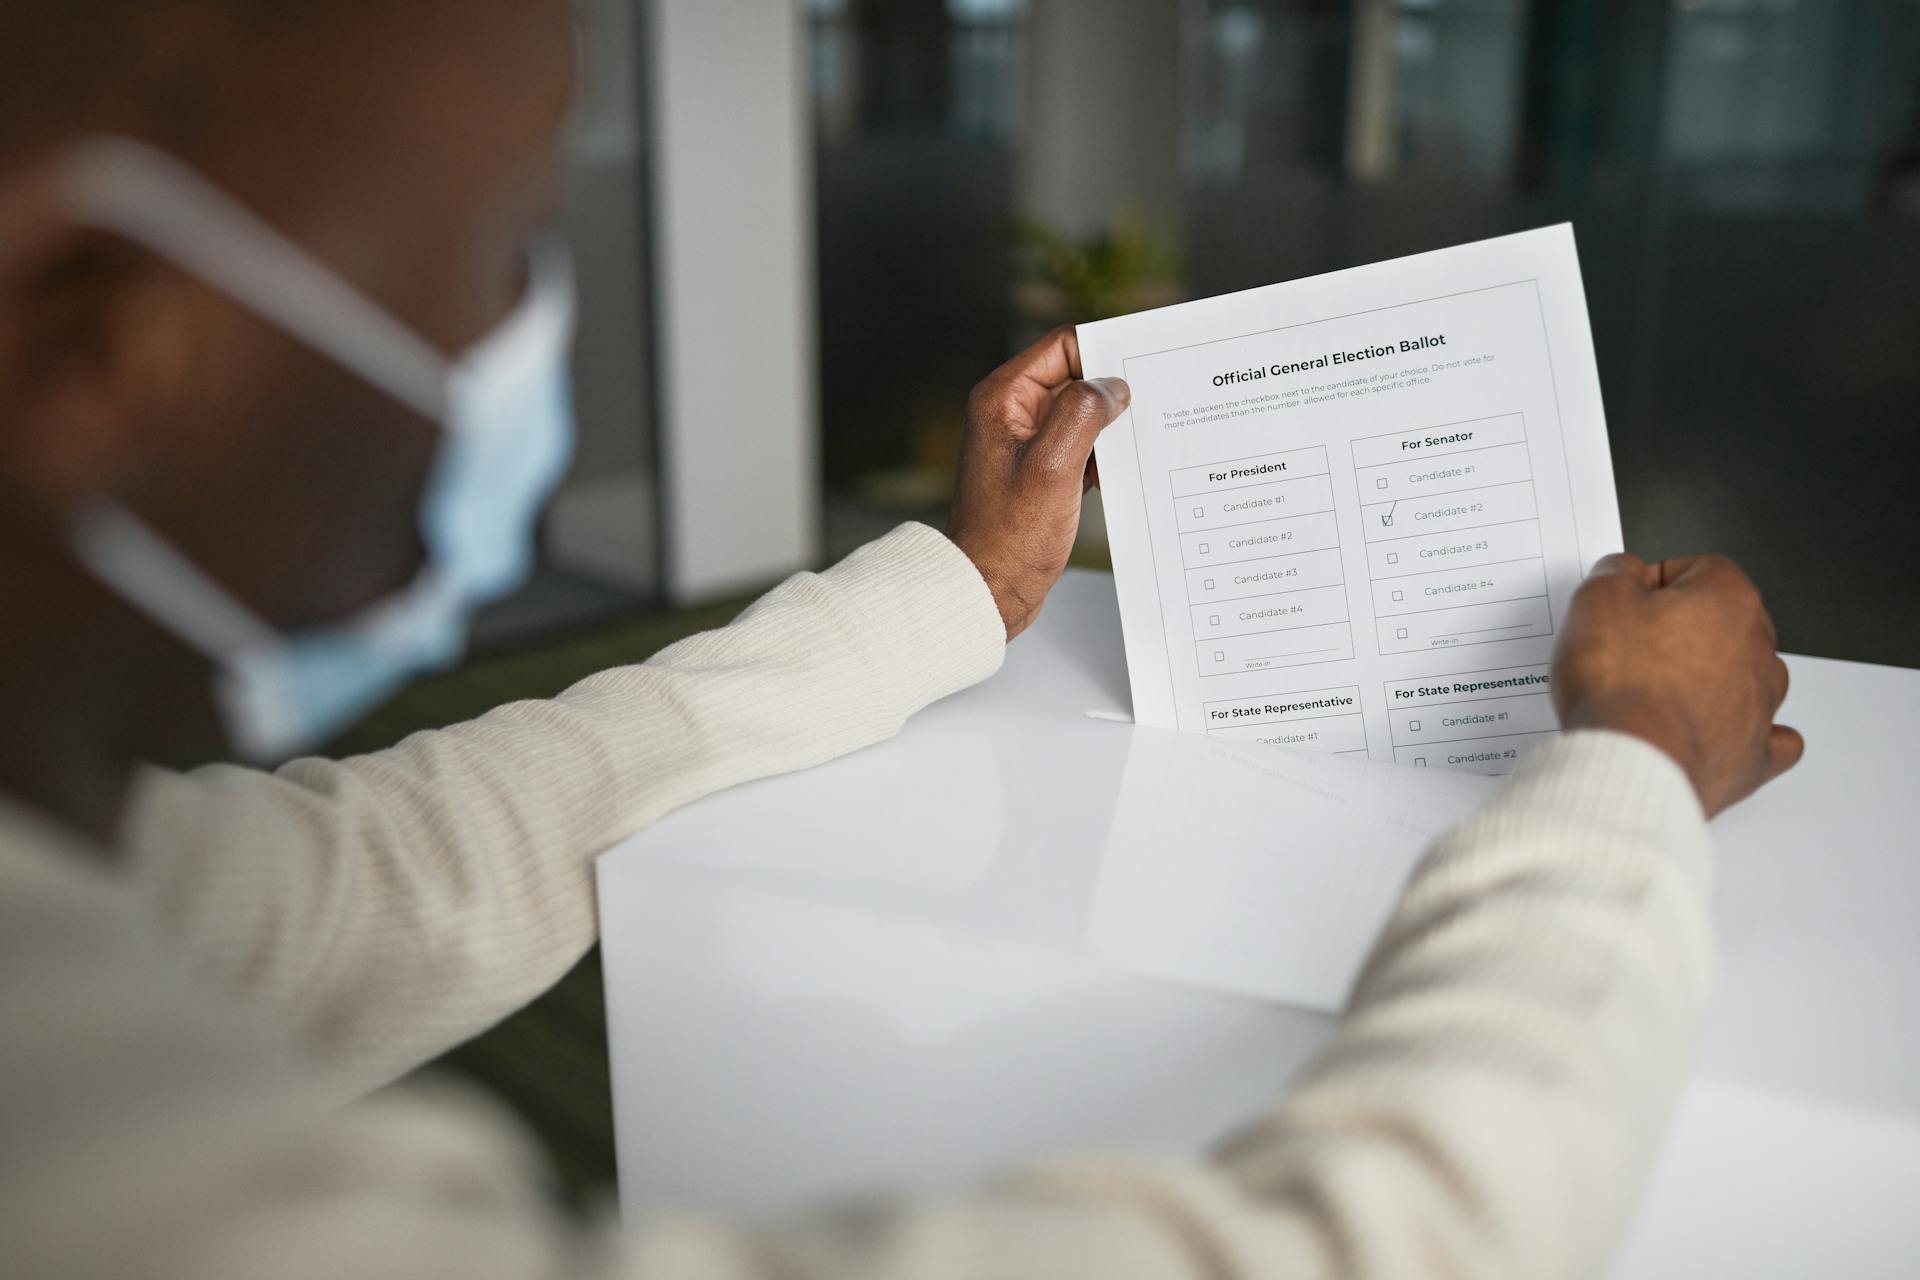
[597,570,1920,1277]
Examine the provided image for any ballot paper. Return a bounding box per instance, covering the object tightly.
[1081,226,1621,775]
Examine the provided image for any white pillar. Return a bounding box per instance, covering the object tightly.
[646,0,822,602]
[1344,0,1398,182]
[1017,0,1185,563]
[1017,0,1185,238]
[548,0,659,599]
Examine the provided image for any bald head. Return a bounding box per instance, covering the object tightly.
[0,3,346,163]
[0,0,578,795]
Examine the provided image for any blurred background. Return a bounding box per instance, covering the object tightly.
[356,0,1918,1200]
[499,0,1919,666]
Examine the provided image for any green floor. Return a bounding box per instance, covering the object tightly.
[324,591,760,1202]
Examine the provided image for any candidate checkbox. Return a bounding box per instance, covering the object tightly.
[1208,615,1220,626]
[1409,720,1422,732]
[1414,757,1428,767]
[1391,590,1404,602]
[1386,553,1399,565]
[1197,542,1210,554]
[1192,507,1204,519]
[1395,627,1409,640]
[1203,578,1215,590]
[1375,477,1389,490]
[1212,651,1225,663]
[1381,514,1394,527]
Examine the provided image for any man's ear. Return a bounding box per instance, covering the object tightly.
[0,157,193,515]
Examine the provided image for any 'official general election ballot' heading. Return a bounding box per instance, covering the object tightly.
[1213,335,1449,387]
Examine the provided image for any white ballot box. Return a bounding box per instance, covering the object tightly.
[596,571,1920,1277]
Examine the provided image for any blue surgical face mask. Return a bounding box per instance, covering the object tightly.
[57,137,577,762]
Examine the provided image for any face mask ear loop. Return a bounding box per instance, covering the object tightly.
[56,136,451,421]
[68,502,281,665]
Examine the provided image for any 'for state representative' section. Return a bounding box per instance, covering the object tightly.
[1383,663,1555,774]
[1202,686,1369,756]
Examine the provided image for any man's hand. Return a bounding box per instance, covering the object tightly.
[948,326,1130,641]
[1552,552,1803,816]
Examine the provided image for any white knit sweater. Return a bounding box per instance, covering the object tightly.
[0,523,1713,1279]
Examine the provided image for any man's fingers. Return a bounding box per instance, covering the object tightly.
[1763,723,1805,781]
[1000,325,1082,394]
[1590,551,1646,577]
[1652,555,1704,589]
[1655,553,1752,593]
[968,326,1087,437]
[1584,551,1657,600]
[1025,377,1129,485]
[1589,551,1654,589]
[1717,723,1803,815]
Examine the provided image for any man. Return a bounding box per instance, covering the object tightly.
[0,3,1800,1277]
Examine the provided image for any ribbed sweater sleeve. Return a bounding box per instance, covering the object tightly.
[607,732,1714,1280]
[67,728,1717,1280]
[122,523,1006,1095]
[60,545,1721,1280]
